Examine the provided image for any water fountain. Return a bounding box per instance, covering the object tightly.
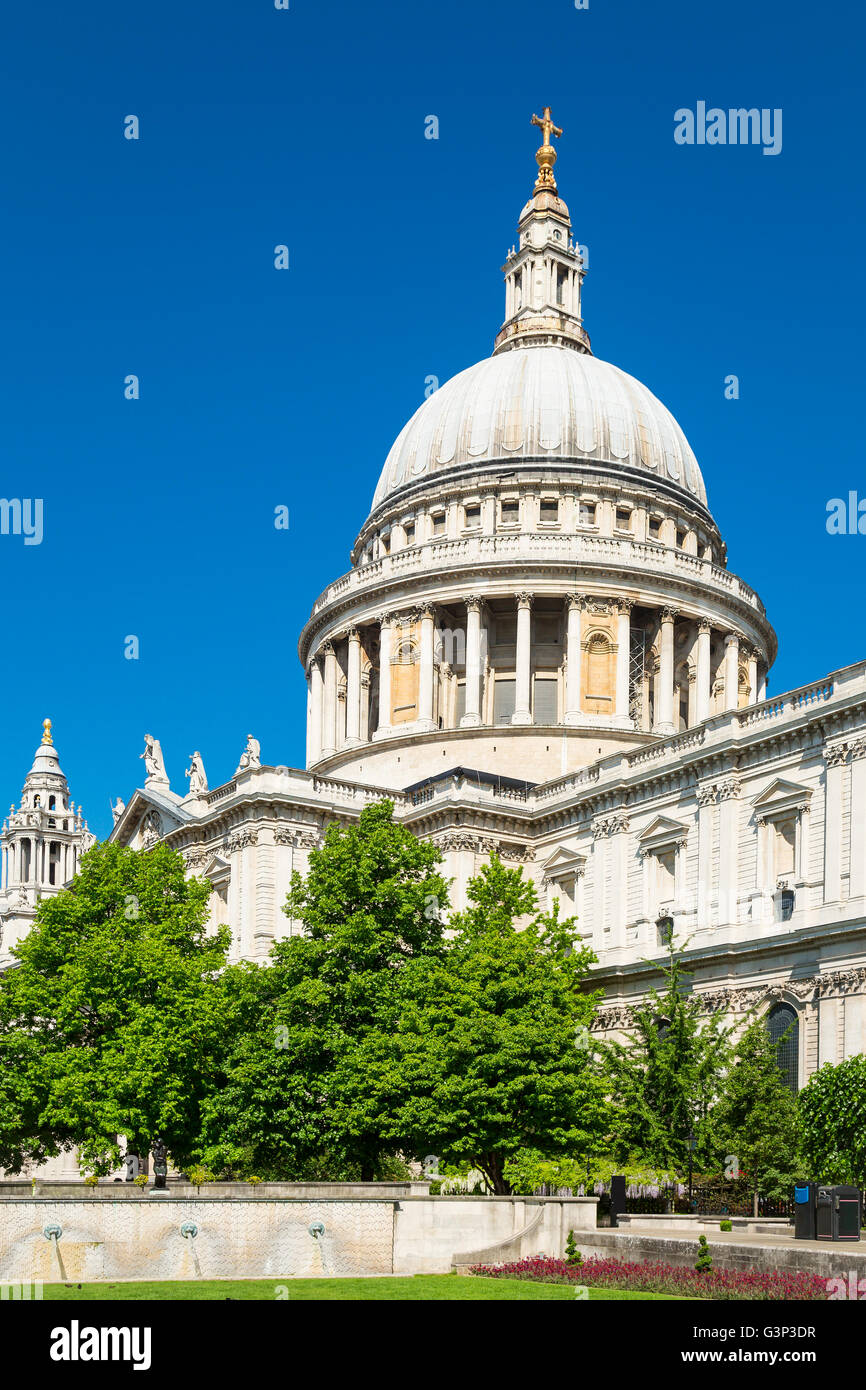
[308,1221,328,1275]
[42,1224,66,1281]
[180,1222,203,1278]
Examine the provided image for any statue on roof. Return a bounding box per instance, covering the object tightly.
[235,735,261,774]
[140,735,169,786]
[185,751,208,796]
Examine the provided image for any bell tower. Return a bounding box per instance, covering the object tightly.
[494,106,590,356]
[0,720,94,962]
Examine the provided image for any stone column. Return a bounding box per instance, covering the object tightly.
[697,785,715,926]
[717,778,741,926]
[418,606,436,731]
[321,641,338,757]
[615,599,633,722]
[345,628,362,746]
[512,592,534,725]
[746,646,759,706]
[724,633,740,712]
[564,594,583,725]
[655,609,676,733]
[461,596,483,728]
[824,743,848,903]
[695,620,711,724]
[309,657,324,765]
[850,739,866,900]
[375,614,393,736]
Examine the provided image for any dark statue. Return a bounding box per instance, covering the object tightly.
[152,1136,168,1190]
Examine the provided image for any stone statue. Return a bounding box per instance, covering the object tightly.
[152,1136,168,1190]
[184,751,208,796]
[111,797,126,824]
[140,735,169,785]
[235,735,261,774]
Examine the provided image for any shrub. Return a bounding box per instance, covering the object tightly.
[695,1235,713,1274]
[564,1230,583,1267]
[132,1174,149,1190]
[720,1220,733,1232]
[247,1175,262,1185]
[468,1255,828,1301]
[185,1164,215,1190]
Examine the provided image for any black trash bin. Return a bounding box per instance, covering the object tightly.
[793,1181,817,1240]
[831,1185,862,1241]
[816,1185,834,1239]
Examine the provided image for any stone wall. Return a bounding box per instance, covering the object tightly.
[0,1195,599,1282]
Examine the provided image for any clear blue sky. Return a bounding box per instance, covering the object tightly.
[1,0,863,836]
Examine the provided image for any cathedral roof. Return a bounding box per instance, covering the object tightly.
[371,345,707,513]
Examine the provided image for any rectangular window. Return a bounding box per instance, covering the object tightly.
[431,512,445,536]
[648,516,661,540]
[616,507,632,531]
[533,676,558,724]
[404,523,415,546]
[676,528,687,549]
[775,819,796,876]
[539,498,559,523]
[500,499,519,524]
[578,501,596,526]
[494,678,516,724]
[464,504,481,528]
[455,681,466,723]
[656,850,676,905]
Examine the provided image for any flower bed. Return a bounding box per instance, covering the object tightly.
[469,1256,828,1301]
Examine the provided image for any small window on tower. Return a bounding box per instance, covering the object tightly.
[649,516,662,540]
[431,512,446,536]
[463,504,481,529]
[500,499,519,525]
[578,501,597,527]
[404,522,415,546]
[539,498,559,523]
[553,229,562,241]
[556,267,567,305]
[676,527,687,549]
[616,507,632,532]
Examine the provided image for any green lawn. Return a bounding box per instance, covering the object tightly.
[42,1276,690,1302]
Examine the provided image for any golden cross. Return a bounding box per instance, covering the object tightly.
[531,107,563,148]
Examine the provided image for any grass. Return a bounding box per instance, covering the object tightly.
[41,1276,691,1302]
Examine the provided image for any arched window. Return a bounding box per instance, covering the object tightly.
[586,633,612,703]
[766,1003,799,1093]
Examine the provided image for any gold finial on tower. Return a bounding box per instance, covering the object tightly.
[41,718,53,746]
[531,106,563,191]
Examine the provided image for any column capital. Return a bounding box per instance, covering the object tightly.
[377,610,395,629]
[616,596,635,615]
[463,594,483,613]
[418,604,436,622]
[698,618,712,635]
[660,607,679,625]
[320,638,335,657]
[724,631,740,648]
[346,626,361,642]
[516,591,534,610]
[566,592,587,611]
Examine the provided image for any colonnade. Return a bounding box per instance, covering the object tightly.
[305,593,766,763]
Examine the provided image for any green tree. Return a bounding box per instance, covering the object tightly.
[601,939,733,1172]
[798,1054,866,1186]
[197,800,450,1179]
[0,842,229,1175]
[716,1019,802,1213]
[338,855,606,1194]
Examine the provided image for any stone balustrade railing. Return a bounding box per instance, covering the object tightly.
[307,532,767,622]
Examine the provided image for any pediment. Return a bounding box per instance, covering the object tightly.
[109,788,189,849]
[541,845,587,879]
[638,815,689,850]
[201,855,230,885]
[751,779,812,818]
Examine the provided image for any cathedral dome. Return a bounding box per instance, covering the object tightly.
[371,345,707,514]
